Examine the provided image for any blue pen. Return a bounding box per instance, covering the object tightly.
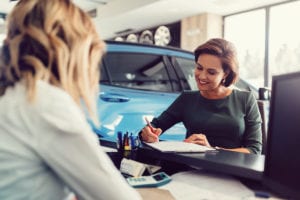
[254,190,270,198]
[129,133,135,149]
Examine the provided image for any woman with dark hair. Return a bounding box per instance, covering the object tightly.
[0,0,141,199]
[140,38,262,154]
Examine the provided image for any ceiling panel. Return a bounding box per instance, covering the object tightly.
[0,0,291,39]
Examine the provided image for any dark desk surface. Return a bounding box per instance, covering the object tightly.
[100,139,288,199]
[137,144,265,181]
[100,139,265,181]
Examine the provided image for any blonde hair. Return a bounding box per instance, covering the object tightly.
[0,0,105,123]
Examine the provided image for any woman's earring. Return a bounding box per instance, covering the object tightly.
[222,78,226,84]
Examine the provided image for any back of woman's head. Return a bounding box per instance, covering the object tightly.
[194,38,239,87]
[0,0,105,122]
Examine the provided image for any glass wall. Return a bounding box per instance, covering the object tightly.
[0,33,5,46]
[269,1,300,85]
[224,0,300,88]
[224,9,265,88]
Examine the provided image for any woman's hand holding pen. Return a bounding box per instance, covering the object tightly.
[141,125,162,143]
[184,133,211,147]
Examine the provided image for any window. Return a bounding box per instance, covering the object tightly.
[173,57,197,90]
[101,53,174,92]
[224,1,300,88]
[0,33,5,47]
[224,9,266,88]
[269,1,300,85]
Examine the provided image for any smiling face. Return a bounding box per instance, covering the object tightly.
[194,54,228,95]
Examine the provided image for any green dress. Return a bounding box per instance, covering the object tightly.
[151,89,262,154]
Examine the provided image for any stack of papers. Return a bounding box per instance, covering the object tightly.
[144,141,215,153]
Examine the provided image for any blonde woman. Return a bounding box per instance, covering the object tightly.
[0,0,141,199]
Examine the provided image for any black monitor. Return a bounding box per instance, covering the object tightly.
[263,72,300,199]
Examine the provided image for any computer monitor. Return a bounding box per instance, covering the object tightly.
[263,72,300,199]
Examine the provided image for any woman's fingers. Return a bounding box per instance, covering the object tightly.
[189,140,206,146]
[141,126,160,142]
[184,133,211,147]
[154,128,162,136]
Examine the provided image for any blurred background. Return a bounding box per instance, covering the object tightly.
[1,0,300,88]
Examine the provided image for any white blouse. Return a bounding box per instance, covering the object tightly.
[0,81,141,200]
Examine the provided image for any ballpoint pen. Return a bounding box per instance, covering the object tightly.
[144,117,154,132]
[117,131,123,150]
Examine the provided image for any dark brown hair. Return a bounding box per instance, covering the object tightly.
[194,38,239,87]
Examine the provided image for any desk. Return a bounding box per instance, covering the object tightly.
[101,139,264,181]
[101,139,284,199]
[136,144,264,181]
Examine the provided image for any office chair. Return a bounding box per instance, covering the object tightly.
[257,100,270,155]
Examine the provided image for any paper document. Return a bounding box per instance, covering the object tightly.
[160,170,255,200]
[144,141,214,153]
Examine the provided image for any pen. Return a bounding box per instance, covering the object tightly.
[129,133,135,149]
[124,132,131,151]
[117,131,123,150]
[144,117,154,132]
[122,132,127,150]
[254,190,270,198]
